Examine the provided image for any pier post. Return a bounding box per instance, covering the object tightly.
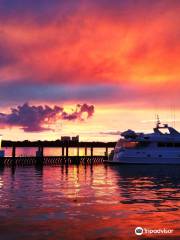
[84,147,87,165]
[12,145,16,158]
[90,147,94,165]
[76,147,80,165]
[66,146,69,157]
[36,146,44,166]
[36,146,44,158]
[77,147,80,156]
[65,146,69,164]
[62,147,65,156]
[105,147,108,157]
[90,147,93,157]
[61,146,65,164]
[85,147,87,156]
[12,145,16,166]
[77,147,81,165]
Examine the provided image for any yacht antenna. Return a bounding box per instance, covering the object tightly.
[156,114,161,128]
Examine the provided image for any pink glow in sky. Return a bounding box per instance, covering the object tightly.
[0,0,179,140]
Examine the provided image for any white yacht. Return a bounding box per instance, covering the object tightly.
[111,120,180,164]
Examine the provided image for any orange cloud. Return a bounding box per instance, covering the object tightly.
[0,2,179,88]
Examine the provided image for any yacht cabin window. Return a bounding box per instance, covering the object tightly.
[158,142,180,147]
[115,140,149,149]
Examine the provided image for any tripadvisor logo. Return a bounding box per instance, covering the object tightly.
[135,227,174,236]
[135,227,143,235]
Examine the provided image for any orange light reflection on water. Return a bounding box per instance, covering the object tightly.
[0,165,179,240]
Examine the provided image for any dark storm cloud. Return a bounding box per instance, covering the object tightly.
[1,0,174,26]
[0,0,81,24]
[0,83,119,105]
[88,0,180,25]
[0,82,180,108]
[0,102,95,132]
[89,0,180,13]
[1,0,60,10]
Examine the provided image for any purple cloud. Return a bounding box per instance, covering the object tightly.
[0,103,95,132]
[61,104,94,121]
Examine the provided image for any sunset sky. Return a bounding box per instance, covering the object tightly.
[0,0,179,141]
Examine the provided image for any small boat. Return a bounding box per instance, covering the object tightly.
[108,119,180,164]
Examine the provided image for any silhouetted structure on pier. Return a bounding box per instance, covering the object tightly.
[2,140,115,148]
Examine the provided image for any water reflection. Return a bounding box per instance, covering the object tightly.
[111,165,180,211]
[35,165,43,178]
[0,165,179,240]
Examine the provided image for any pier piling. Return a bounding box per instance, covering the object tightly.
[36,147,44,166]
[12,145,16,166]
[12,146,16,158]
[62,147,65,156]
[85,147,87,156]
[90,147,93,157]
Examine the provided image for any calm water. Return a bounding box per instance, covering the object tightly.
[0,164,179,240]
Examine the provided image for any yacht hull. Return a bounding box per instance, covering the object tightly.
[109,156,180,164]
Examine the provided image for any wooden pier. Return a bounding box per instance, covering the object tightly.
[0,140,116,166]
